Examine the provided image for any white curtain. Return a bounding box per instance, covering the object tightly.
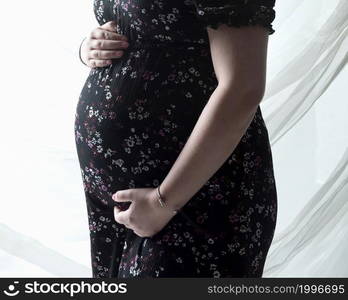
[262,0,348,277]
[0,0,347,277]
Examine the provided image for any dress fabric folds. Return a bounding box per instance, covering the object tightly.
[74,0,278,278]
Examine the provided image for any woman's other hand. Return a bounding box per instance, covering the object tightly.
[112,188,177,238]
[80,20,129,68]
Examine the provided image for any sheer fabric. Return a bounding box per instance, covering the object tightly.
[261,0,348,276]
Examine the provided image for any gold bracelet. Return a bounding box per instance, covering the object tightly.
[156,185,179,215]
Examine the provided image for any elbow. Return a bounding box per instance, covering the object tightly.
[217,79,266,106]
[241,86,265,106]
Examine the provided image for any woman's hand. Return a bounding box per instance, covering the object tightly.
[80,20,129,68]
[112,188,177,238]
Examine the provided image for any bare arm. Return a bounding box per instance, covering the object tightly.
[160,24,269,211]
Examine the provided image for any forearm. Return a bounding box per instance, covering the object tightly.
[160,84,261,211]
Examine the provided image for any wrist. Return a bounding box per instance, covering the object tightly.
[150,186,181,215]
[156,184,184,212]
[159,175,203,211]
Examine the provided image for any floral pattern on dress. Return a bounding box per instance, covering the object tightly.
[74,0,277,278]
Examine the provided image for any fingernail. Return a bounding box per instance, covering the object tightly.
[112,192,118,200]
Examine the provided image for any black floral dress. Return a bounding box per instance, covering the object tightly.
[74,0,278,278]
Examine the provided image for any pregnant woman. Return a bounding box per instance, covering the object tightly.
[74,0,278,278]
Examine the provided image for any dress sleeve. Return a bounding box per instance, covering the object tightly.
[191,0,276,35]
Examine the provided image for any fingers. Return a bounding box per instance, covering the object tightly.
[133,230,148,238]
[115,189,134,201]
[89,39,129,50]
[90,28,128,41]
[100,20,118,33]
[114,207,134,228]
[89,49,124,60]
[90,21,128,41]
[86,39,129,61]
[89,59,113,68]
[87,48,126,68]
[84,21,129,68]
[133,229,155,238]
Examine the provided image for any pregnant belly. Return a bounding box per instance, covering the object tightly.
[75,47,216,142]
[73,49,217,210]
[79,47,215,114]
